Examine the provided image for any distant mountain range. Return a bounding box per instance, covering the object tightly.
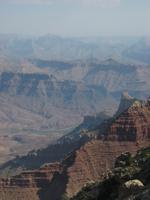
[0,34,145,62]
[123,37,150,64]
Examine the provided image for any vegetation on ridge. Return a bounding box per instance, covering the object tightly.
[71,146,150,200]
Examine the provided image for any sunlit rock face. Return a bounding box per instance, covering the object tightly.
[105,97,150,142]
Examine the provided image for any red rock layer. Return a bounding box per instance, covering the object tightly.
[45,99,150,199]
[0,140,149,200]
[0,163,63,188]
[46,140,150,199]
[0,188,40,200]
[101,100,150,142]
[0,98,150,200]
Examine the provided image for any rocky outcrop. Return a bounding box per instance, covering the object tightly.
[0,163,63,188]
[48,138,150,199]
[115,91,135,116]
[101,97,150,142]
[72,147,150,200]
[120,179,144,199]
[0,163,64,200]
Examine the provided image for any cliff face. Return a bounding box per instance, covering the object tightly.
[72,146,150,200]
[0,72,112,108]
[0,96,150,200]
[0,72,116,126]
[103,99,150,142]
[48,141,145,199]
[47,139,149,199]
[0,163,63,200]
[0,163,63,188]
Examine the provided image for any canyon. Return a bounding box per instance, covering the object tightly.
[0,35,150,200]
[0,56,150,164]
[0,94,150,200]
[0,71,115,164]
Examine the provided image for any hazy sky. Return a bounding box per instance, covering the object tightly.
[0,0,149,37]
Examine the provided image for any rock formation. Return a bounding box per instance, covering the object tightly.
[72,146,150,200]
[103,99,150,142]
[0,163,63,188]
[0,95,150,200]
[115,91,135,116]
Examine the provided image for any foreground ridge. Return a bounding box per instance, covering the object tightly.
[72,146,150,200]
